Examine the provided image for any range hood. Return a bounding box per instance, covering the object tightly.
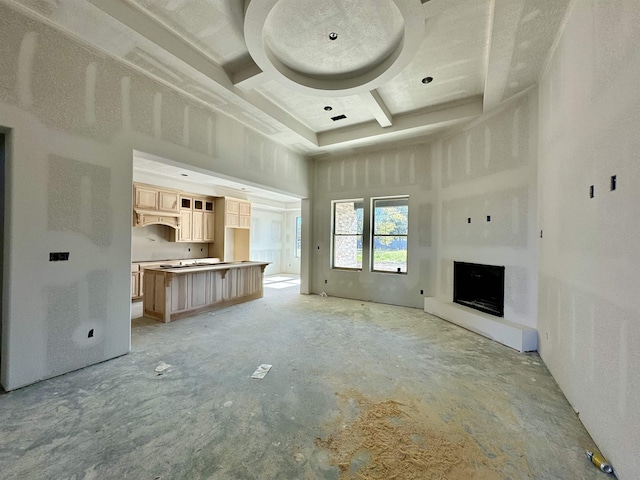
[133,208,180,229]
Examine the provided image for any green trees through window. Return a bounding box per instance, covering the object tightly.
[372,197,408,273]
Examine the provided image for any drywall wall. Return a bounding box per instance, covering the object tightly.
[0,4,310,390]
[432,90,539,329]
[311,144,436,308]
[131,225,209,262]
[250,206,285,275]
[251,206,302,276]
[537,1,640,477]
[282,209,302,274]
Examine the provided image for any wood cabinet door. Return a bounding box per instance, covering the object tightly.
[204,212,215,241]
[134,185,157,210]
[158,190,179,212]
[192,211,204,241]
[225,213,239,228]
[239,202,251,216]
[131,272,139,298]
[226,199,239,214]
[179,210,192,241]
[239,215,251,228]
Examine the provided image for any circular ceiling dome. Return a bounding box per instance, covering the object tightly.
[244,0,424,96]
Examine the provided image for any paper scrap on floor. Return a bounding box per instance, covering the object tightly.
[155,362,171,373]
[251,364,272,379]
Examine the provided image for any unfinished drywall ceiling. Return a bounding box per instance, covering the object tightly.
[5,0,571,155]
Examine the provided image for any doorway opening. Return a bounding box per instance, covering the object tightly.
[129,151,303,324]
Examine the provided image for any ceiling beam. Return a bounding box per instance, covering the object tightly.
[358,90,394,128]
[318,96,483,148]
[229,60,268,91]
[86,0,318,148]
[243,91,319,146]
[86,0,234,89]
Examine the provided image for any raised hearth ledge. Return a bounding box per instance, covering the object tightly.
[424,297,537,352]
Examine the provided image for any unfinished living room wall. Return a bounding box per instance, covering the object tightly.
[537,1,640,477]
[0,4,310,390]
[432,90,539,330]
[311,144,435,309]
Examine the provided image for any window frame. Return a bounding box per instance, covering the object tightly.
[294,216,302,258]
[331,198,364,270]
[370,195,409,274]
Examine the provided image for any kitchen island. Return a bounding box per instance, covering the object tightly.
[143,261,270,323]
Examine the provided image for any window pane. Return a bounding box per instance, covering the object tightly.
[372,197,408,273]
[295,216,301,258]
[333,200,364,269]
[334,201,363,234]
[372,236,407,272]
[333,235,362,269]
[373,199,408,235]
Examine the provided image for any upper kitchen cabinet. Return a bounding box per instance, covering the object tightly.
[175,194,215,243]
[224,198,251,229]
[134,182,179,213]
[133,182,180,228]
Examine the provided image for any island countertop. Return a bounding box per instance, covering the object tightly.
[143,261,270,322]
[144,260,270,275]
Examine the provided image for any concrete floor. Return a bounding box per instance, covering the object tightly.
[0,277,604,479]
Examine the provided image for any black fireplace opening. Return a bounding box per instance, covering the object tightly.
[453,261,505,317]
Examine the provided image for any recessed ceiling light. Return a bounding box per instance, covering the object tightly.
[421,76,434,84]
[328,32,338,41]
[180,173,188,176]
[324,106,333,111]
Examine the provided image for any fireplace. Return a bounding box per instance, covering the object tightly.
[453,262,505,317]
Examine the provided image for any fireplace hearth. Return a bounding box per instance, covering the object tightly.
[453,262,505,317]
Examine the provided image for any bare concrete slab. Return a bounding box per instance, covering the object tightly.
[0,285,603,479]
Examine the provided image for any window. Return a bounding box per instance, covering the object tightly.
[372,197,408,273]
[332,199,364,269]
[295,216,302,258]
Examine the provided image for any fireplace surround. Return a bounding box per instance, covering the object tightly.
[453,261,505,317]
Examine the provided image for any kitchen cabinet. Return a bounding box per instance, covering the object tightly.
[211,197,251,262]
[133,182,180,228]
[143,262,269,323]
[133,182,179,212]
[131,264,140,299]
[204,212,215,241]
[224,199,251,229]
[176,194,215,243]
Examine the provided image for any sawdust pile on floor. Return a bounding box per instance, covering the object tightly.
[315,391,500,480]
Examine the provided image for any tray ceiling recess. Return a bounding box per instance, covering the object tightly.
[243,0,424,96]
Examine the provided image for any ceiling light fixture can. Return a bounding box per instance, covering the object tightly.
[328,32,338,41]
[324,105,333,111]
[422,76,433,84]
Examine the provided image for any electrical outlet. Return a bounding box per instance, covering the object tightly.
[49,252,69,262]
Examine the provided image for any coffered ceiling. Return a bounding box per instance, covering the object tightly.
[8,0,572,156]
